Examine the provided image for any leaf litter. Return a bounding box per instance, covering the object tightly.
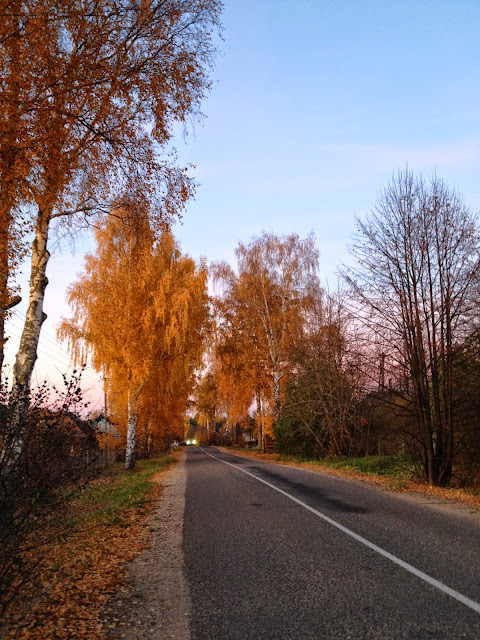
[0,455,177,640]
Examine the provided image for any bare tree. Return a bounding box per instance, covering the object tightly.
[277,290,360,458]
[342,168,480,486]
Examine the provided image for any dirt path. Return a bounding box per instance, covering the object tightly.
[100,452,190,639]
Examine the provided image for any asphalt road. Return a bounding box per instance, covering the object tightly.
[183,447,480,640]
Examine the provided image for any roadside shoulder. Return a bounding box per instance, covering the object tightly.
[101,451,190,640]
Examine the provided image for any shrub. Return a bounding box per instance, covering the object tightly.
[0,372,99,614]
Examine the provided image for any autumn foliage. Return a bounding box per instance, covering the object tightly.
[0,0,221,477]
[0,373,98,616]
[59,206,209,468]
[206,232,319,448]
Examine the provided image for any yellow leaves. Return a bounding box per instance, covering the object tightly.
[59,208,209,451]
[210,232,321,426]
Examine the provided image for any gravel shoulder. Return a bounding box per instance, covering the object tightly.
[100,452,190,640]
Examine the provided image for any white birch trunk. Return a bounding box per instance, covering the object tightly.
[124,368,157,469]
[125,388,138,470]
[6,212,50,471]
[273,361,282,426]
[256,390,264,452]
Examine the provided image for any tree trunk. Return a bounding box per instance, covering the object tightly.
[0,200,12,380]
[0,2,22,382]
[256,390,264,452]
[0,182,21,385]
[6,210,50,471]
[0,312,5,380]
[125,388,137,470]
[273,361,282,426]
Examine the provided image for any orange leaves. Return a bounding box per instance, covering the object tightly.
[0,464,163,640]
[211,232,321,426]
[1,0,221,414]
[59,206,209,454]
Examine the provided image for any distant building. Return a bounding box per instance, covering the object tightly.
[92,414,121,438]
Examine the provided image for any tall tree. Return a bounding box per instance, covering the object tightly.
[213,232,319,427]
[0,0,41,372]
[342,169,480,486]
[277,290,360,458]
[212,287,271,448]
[59,207,209,468]
[2,0,221,458]
[194,371,218,443]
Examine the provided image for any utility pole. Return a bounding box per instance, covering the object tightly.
[379,352,385,390]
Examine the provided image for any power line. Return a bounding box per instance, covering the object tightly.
[8,312,97,371]
[6,310,101,385]
[8,320,74,366]
[6,327,72,368]
[4,327,100,385]
[10,309,73,357]
[6,322,71,366]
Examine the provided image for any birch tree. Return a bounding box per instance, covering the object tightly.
[212,287,271,448]
[213,232,319,427]
[59,207,208,468]
[1,0,221,468]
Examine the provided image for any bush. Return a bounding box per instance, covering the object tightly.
[275,358,360,458]
[0,372,99,614]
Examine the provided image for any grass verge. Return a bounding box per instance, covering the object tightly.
[307,453,416,482]
[0,454,177,640]
[220,448,480,509]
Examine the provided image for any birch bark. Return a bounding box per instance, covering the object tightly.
[125,388,138,470]
[272,362,282,427]
[255,390,264,452]
[6,210,50,470]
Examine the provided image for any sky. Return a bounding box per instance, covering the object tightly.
[4,0,480,409]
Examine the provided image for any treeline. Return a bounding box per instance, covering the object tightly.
[0,2,221,611]
[0,1,221,480]
[1,2,479,496]
[196,169,480,488]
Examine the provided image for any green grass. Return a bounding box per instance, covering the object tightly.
[73,456,174,527]
[224,446,418,484]
[312,454,417,481]
[260,452,417,483]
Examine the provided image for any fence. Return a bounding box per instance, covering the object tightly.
[264,440,276,454]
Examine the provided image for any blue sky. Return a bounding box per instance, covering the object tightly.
[5,0,480,405]
[172,0,480,278]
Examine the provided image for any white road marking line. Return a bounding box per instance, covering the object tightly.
[200,447,480,615]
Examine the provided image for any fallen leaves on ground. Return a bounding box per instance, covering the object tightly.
[0,455,177,640]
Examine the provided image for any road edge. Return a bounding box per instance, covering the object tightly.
[101,451,190,639]
[216,446,480,512]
